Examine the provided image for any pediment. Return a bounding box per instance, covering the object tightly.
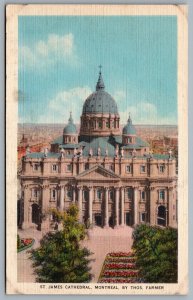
[76,165,120,180]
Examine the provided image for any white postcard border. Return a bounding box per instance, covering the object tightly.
[6,4,188,295]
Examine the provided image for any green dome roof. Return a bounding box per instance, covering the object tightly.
[123,116,136,135]
[63,113,77,135]
[82,70,118,115]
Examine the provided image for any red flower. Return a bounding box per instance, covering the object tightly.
[105,263,136,270]
[20,238,33,247]
[99,278,137,283]
[103,270,138,277]
[107,258,136,263]
[107,252,134,257]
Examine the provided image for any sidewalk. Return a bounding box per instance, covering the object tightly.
[17,226,133,283]
[17,228,43,282]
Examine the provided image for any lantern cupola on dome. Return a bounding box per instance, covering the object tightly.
[122,114,136,144]
[63,112,78,144]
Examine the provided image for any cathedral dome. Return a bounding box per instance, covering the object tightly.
[82,70,118,115]
[80,67,121,137]
[123,115,136,135]
[63,113,77,135]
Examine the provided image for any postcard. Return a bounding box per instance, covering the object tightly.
[6,4,188,295]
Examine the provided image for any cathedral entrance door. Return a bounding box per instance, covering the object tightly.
[94,214,102,227]
[32,203,40,225]
[157,205,166,226]
[109,216,114,227]
[126,212,132,226]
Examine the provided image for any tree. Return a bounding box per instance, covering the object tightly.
[30,204,93,283]
[132,224,178,283]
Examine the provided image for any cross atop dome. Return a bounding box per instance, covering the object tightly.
[96,65,105,91]
[68,111,73,123]
[128,113,132,124]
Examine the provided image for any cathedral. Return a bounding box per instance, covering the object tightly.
[19,69,177,230]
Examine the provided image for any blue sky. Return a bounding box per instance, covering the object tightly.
[18,16,177,125]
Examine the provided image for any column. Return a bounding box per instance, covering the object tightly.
[168,187,173,227]
[40,182,50,232]
[115,187,120,227]
[110,118,113,129]
[72,161,77,176]
[88,187,93,224]
[114,118,117,129]
[42,184,50,212]
[121,187,125,226]
[104,187,109,227]
[77,186,83,222]
[41,183,50,231]
[133,187,138,225]
[150,187,156,225]
[60,186,64,211]
[102,118,105,129]
[79,158,84,174]
[22,185,30,229]
[72,186,76,203]
[28,205,32,224]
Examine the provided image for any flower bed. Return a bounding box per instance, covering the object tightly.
[103,270,138,277]
[104,263,136,270]
[98,251,141,283]
[100,278,137,283]
[107,252,135,257]
[17,238,35,252]
[106,258,136,263]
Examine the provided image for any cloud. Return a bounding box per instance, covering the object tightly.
[113,89,177,125]
[19,33,78,70]
[119,102,177,125]
[37,86,92,124]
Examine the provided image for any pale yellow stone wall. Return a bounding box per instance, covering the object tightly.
[19,155,177,230]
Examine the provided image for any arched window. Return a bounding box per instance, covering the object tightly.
[67,190,72,199]
[106,121,110,128]
[98,121,102,129]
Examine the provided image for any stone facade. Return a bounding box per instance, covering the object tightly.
[19,70,177,230]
